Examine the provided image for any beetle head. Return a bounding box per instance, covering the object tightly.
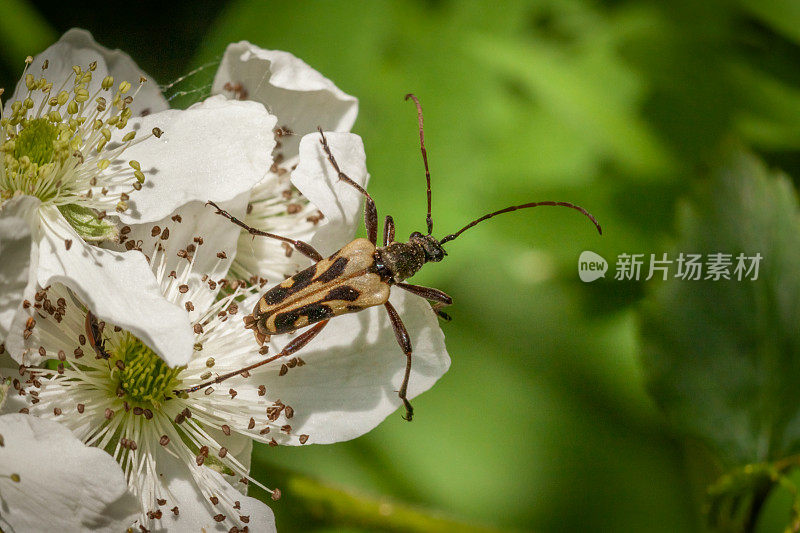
[410,231,447,263]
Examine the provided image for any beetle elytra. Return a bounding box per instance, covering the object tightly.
[179,94,602,420]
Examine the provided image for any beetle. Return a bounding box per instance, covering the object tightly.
[180,94,602,420]
[84,311,110,360]
[65,287,110,361]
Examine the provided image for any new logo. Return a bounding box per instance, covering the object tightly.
[578,251,608,282]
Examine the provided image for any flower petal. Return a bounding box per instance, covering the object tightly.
[0,196,39,345]
[213,42,358,158]
[291,132,370,256]
[228,161,325,282]
[152,446,276,532]
[117,96,276,225]
[254,290,450,444]
[4,28,166,119]
[206,427,253,496]
[120,196,247,319]
[5,205,195,367]
[0,413,138,532]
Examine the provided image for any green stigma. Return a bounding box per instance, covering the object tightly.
[13,118,57,166]
[113,333,182,406]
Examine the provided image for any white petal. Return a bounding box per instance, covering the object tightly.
[205,427,253,496]
[213,42,358,158]
[57,29,168,116]
[6,205,194,367]
[118,96,276,225]
[0,414,138,532]
[4,28,166,118]
[153,447,275,532]
[257,290,450,444]
[0,196,39,345]
[121,196,246,317]
[291,132,370,256]
[229,162,324,282]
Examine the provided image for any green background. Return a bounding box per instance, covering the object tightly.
[5,1,800,531]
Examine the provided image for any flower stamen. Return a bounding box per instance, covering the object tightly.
[1,59,155,242]
[113,333,182,406]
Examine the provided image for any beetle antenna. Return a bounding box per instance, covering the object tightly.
[405,93,433,235]
[439,201,602,244]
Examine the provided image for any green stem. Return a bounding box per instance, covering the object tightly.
[286,475,508,533]
[251,463,514,533]
[743,482,774,533]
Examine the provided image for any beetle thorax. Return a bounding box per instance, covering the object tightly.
[376,232,447,283]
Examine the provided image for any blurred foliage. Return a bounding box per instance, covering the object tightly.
[642,153,800,467]
[641,152,800,532]
[6,0,800,531]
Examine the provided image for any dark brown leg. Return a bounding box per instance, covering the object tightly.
[178,319,330,394]
[383,215,395,246]
[397,283,453,321]
[431,303,452,321]
[395,283,452,305]
[383,301,414,421]
[317,128,378,245]
[206,201,323,261]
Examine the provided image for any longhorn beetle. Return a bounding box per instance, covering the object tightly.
[65,286,111,360]
[85,311,110,360]
[179,94,602,420]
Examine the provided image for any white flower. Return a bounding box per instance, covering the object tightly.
[4,36,451,530]
[0,412,139,532]
[212,42,361,281]
[15,222,276,531]
[11,129,449,529]
[0,29,276,368]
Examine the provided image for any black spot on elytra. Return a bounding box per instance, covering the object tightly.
[264,286,289,306]
[273,311,299,332]
[300,303,335,322]
[289,264,317,291]
[264,264,319,306]
[273,302,335,333]
[323,286,360,302]
[315,256,349,283]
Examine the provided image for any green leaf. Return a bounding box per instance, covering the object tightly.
[57,204,117,242]
[740,0,800,46]
[466,30,672,177]
[730,62,800,151]
[641,150,800,468]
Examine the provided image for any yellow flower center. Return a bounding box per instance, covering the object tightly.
[113,333,182,407]
[13,118,56,166]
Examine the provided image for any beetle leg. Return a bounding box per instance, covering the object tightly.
[395,283,452,305]
[430,303,452,322]
[383,301,414,421]
[396,283,452,321]
[206,201,323,262]
[383,215,395,246]
[317,127,378,245]
[178,320,330,394]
